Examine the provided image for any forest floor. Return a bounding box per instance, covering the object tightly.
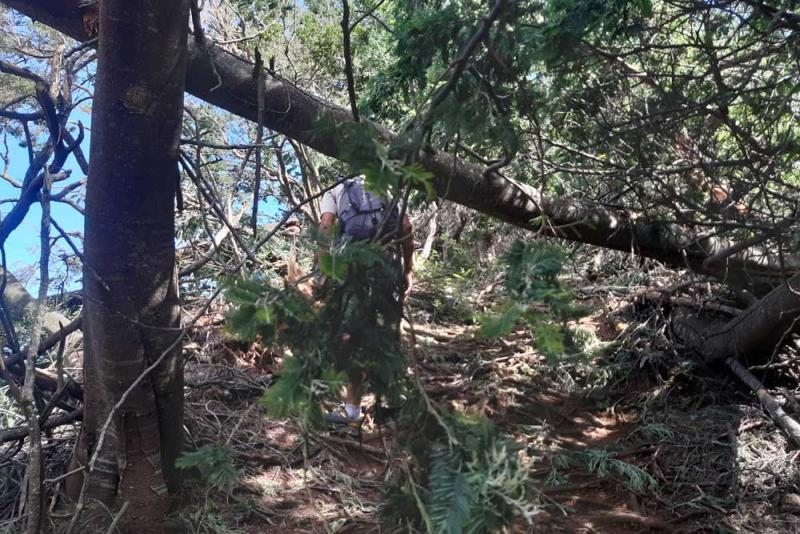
[174,275,800,534]
[3,265,800,533]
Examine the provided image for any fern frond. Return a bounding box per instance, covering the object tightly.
[427,447,473,534]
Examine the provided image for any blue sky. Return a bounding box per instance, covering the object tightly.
[0,109,88,288]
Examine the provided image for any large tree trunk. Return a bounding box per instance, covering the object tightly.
[2,0,794,296]
[64,0,189,530]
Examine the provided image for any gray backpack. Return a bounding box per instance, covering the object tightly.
[336,179,399,241]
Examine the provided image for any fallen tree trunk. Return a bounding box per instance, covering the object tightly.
[183,44,793,294]
[672,273,800,363]
[2,0,796,295]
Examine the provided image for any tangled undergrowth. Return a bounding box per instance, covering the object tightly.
[2,245,800,533]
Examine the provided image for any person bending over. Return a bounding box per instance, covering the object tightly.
[317,176,413,426]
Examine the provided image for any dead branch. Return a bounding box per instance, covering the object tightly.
[3,315,82,369]
[341,0,360,122]
[238,176,352,268]
[0,409,82,444]
[179,138,276,150]
[725,357,800,448]
[251,49,265,236]
[179,205,246,277]
[179,152,260,265]
[18,166,54,533]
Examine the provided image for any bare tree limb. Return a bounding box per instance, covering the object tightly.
[20,166,53,533]
[341,0,360,123]
[3,315,82,370]
[179,152,260,265]
[725,357,800,447]
[251,49,265,236]
[0,409,81,444]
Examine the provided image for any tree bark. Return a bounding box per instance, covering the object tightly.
[673,273,800,364]
[64,0,189,530]
[2,0,794,295]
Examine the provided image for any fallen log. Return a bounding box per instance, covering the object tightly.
[666,274,800,445]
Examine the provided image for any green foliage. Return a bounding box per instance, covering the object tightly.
[225,277,316,343]
[478,303,524,339]
[226,240,533,532]
[427,448,472,534]
[540,0,652,61]
[315,119,435,200]
[548,449,657,493]
[532,322,566,357]
[385,402,536,533]
[480,240,584,360]
[318,252,349,282]
[226,240,408,425]
[176,446,238,490]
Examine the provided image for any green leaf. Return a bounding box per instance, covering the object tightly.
[226,305,259,341]
[255,306,273,324]
[478,304,523,339]
[427,448,473,534]
[319,253,349,282]
[176,446,238,489]
[533,322,566,359]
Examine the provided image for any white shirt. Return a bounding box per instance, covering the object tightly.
[319,181,348,217]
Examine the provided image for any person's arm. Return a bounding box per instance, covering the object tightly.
[319,212,336,237]
[400,215,414,302]
[316,184,338,264]
[315,211,337,264]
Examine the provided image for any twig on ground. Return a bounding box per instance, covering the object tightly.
[725,357,800,447]
[103,501,128,534]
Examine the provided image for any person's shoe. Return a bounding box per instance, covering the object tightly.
[325,412,362,437]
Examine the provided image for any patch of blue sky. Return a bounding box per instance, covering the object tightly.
[0,109,88,290]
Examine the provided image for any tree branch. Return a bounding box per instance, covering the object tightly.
[0,408,81,444]
[341,0,360,122]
